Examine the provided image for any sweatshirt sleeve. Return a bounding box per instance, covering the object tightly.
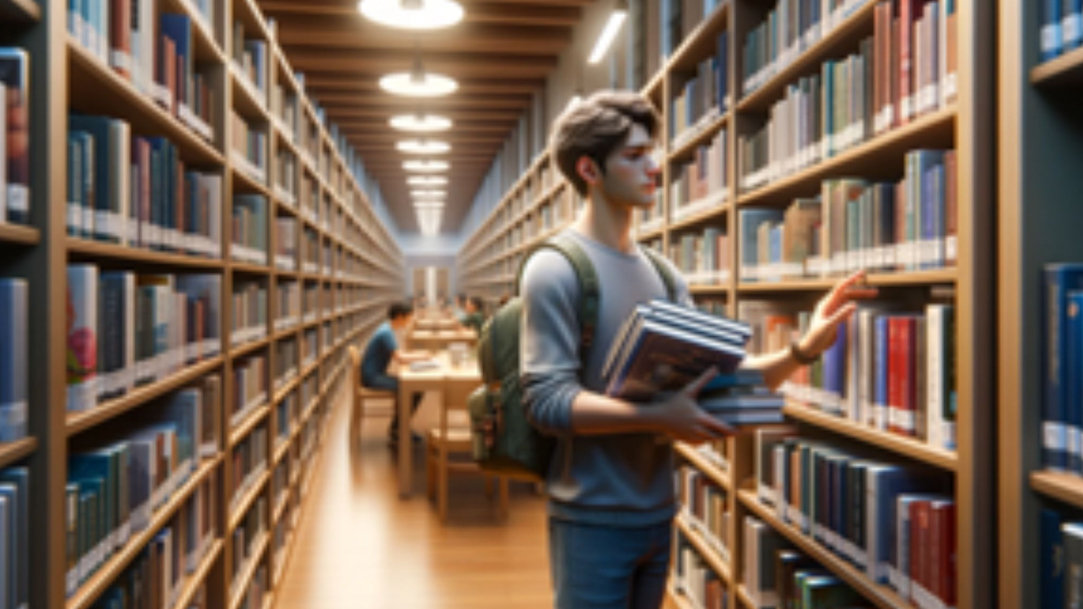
[519,249,584,434]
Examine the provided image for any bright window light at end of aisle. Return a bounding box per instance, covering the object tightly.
[379,72,458,97]
[587,1,627,64]
[397,139,451,154]
[390,113,453,132]
[403,159,450,172]
[407,175,448,186]
[358,0,464,30]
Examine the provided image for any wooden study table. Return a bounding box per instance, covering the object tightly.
[397,352,481,497]
[408,328,477,351]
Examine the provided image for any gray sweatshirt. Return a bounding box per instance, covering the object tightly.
[520,229,692,526]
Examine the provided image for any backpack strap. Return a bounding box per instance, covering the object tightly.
[639,245,678,302]
[515,233,600,353]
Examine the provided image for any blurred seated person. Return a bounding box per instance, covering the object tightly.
[361,300,431,448]
[459,296,487,334]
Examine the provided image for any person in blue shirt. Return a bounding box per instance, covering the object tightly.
[361,300,431,448]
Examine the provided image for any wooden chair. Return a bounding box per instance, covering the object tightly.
[347,346,395,444]
[425,377,509,522]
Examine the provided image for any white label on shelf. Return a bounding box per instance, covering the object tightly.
[7,185,28,216]
[1044,421,1068,452]
[1042,25,1060,55]
[901,95,914,122]
[110,50,132,74]
[945,235,957,262]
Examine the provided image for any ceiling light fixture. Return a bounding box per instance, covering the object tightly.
[587,0,628,64]
[414,201,445,210]
[411,189,446,198]
[397,139,451,154]
[403,159,449,172]
[379,55,458,97]
[357,0,464,30]
[390,113,453,132]
[407,175,448,186]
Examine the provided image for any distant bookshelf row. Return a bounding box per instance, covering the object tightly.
[1,0,404,607]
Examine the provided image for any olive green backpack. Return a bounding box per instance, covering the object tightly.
[468,232,676,482]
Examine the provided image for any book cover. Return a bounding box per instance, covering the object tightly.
[0,279,26,442]
[1041,509,1065,609]
[0,49,29,223]
[1043,264,1083,470]
[0,468,27,609]
[66,265,99,413]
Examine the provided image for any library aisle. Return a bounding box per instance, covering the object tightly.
[273,386,553,609]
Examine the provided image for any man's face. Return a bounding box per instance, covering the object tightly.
[597,123,660,209]
[392,313,412,330]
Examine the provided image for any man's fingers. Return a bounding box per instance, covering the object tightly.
[826,302,858,328]
[824,270,870,312]
[683,366,719,397]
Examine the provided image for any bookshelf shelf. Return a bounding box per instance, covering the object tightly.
[230,403,269,448]
[667,1,730,75]
[781,401,958,471]
[0,437,36,469]
[736,106,957,209]
[229,469,270,532]
[666,587,697,609]
[738,489,909,609]
[230,65,270,121]
[272,489,289,523]
[668,111,730,163]
[736,267,957,293]
[231,335,271,359]
[0,0,39,22]
[675,443,731,490]
[0,223,40,245]
[735,0,877,114]
[1029,470,1083,510]
[227,533,269,609]
[67,238,222,269]
[272,375,301,406]
[66,356,224,436]
[273,439,289,468]
[65,456,221,609]
[667,192,730,232]
[675,513,733,583]
[1031,45,1083,86]
[232,162,272,197]
[688,283,731,295]
[67,37,226,167]
[170,539,222,609]
[736,585,756,608]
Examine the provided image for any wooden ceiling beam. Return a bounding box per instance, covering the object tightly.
[281,47,558,78]
[257,1,582,26]
[276,21,570,55]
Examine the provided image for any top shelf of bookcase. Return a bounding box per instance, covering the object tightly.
[1031,46,1083,86]
[0,0,40,23]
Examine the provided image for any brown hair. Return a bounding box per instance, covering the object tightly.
[549,90,660,196]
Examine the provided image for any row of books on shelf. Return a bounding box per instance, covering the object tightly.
[0,49,30,226]
[754,428,955,608]
[66,267,222,414]
[669,227,730,286]
[648,0,726,76]
[231,111,267,182]
[230,425,267,507]
[231,22,268,103]
[231,281,267,346]
[740,0,957,191]
[1042,263,1083,474]
[65,379,217,596]
[669,31,729,145]
[274,342,297,389]
[670,538,726,609]
[68,114,223,256]
[1041,508,1083,609]
[740,148,957,281]
[0,467,28,609]
[1040,0,1083,61]
[677,465,731,561]
[230,355,267,428]
[670,129,727,218]
[741,516,873,609]
[230,496,267,601]
[232,194,268,262]
[270,83,299,143]
[0,280,27,443]
[90,473,217,609]
[68,4,216,143]
[742,297,956,449]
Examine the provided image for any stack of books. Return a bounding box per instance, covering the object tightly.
[602,300,784,427]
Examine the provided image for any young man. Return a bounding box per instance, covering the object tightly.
[520,90,875,609]
[459,296,486,334]
[360,300,431,448]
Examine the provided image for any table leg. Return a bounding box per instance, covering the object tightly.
[398,381,412,497]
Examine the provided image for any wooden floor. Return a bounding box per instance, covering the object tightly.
[272,389,555,609]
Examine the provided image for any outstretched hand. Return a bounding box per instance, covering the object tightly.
[797,270,879,357]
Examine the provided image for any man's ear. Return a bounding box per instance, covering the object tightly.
[575,156,601,187]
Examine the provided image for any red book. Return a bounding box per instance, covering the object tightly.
[910,498,933,608]
[932,499,957,605]
[888,316,917,436]
[109,0,131,79]
[898,0,923,124]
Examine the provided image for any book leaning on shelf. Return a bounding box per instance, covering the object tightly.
[602,300,784,427]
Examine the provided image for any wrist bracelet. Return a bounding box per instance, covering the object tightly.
[790,340,818,365]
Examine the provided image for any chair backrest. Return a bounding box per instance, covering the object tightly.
[441,377,480,433]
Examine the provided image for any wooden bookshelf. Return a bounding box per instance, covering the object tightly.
[66,237,223,269]
[1030,471,1083,510]
[738,489,909,609]
[172,539,224,609]
[781,401,959,471]
[1031,45,1083,86]
[227,533,269,609]
[676,513,733,584]
[457,0,994,607]
[0,437,37,470]
[675,443,731,490]
[0,223,41,245]
[0,0,40,21]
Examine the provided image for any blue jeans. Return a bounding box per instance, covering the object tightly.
[548,516,672,609]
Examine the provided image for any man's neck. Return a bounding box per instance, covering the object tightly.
[572,190,638,254]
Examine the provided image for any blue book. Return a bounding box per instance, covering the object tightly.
[1066,0,1083,50]
[0,279,27,442]
[1045,0,1064,61]
[1043,264,1083,470]
[0,468,27,609]
[160,14,192,86]
[821,321,847,406]
[1041,508,1065,609]
[1069,291,1083,473]
[922,163,946,269]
